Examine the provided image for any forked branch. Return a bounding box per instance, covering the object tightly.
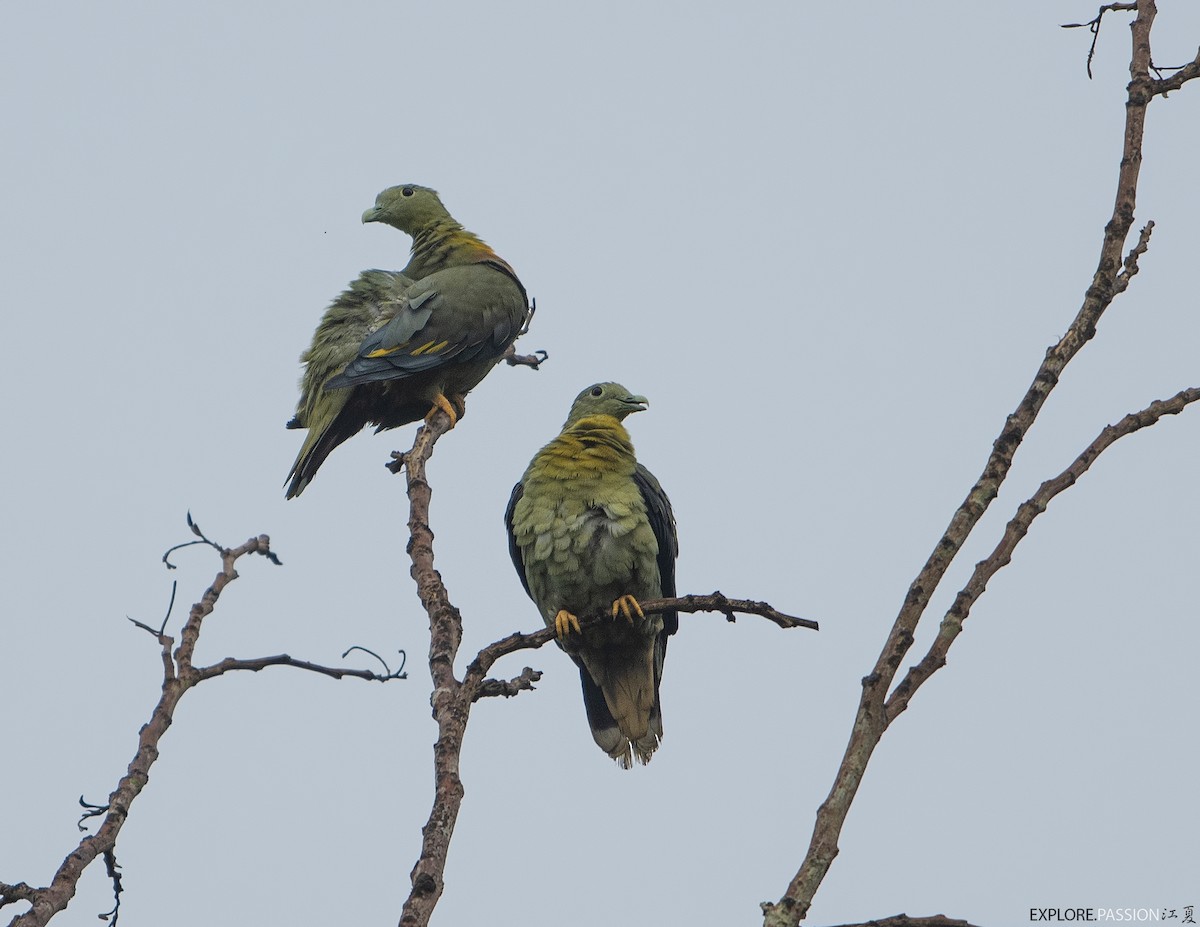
[762,4,1199,924]
[3,527,401,927]
[886,384,1200,723]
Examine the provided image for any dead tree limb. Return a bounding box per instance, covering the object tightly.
[3,528,400,927]
[762,4,1200,924]
[886,385,1200,722]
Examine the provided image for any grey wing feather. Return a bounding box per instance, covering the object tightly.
[324,289,441,388]
[503,481,533,600]
[365,290,438,352]
[633,463,679,636]
[324,265,526,390]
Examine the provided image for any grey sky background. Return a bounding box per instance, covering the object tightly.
[2,2,1197,925]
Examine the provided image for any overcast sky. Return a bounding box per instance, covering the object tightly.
[3,3,1198,925]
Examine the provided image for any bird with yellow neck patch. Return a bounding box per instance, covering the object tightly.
[505,383,679,767]
[286,184,530,498]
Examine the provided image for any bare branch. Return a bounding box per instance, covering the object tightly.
[342,645,407,679]
[76,796,109,832]
[473,667,543,701]
[763,5,1190,924]
[395,412,465,927]
[97,849,122,926]
[0,885,38,912]
[1151,47,1200,95]
[652,592,818,631]
[173,534,278,671]
[465,592,816,687]
[502,343,549,369]
[1113,220,1153,293]
[887,385,1200,723]
[1061,2,1137,79]
[6,533,279,927]
[194,653,406,683]
[497,297,547,367]
[817,917,984,927]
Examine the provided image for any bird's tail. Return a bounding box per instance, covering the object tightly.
[284,392,355,498]
[577,637,664,769]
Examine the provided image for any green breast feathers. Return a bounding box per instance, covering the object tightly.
[506,382,678,768]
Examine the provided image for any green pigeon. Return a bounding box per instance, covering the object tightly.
[505,383,679,767]
[286,184,530,498]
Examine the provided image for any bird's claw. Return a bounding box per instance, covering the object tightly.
[425,392,460,428]
[554,609,581,641]
[611,595,644,625]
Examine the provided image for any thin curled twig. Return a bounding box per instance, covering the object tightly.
[1061,3,1137,79]
[503,344,549,369]
[97,850,122,926]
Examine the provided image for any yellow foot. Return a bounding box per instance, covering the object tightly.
[554,609,581,641]
[424,392,459,428]
[611,595,644,625]
[449,393,468,421]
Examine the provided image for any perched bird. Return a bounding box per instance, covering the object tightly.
[505,383,678,767]
[286,184,529,498]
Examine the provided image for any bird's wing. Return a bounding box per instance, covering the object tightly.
[503,480,534,600]
[325,263,527,389]
[288,269,410,430]
[633,463,679,636]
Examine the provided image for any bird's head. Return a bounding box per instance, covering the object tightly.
[362,184,451,234]
[564,382,649,427]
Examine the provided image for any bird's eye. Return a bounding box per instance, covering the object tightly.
[590,386,603,397]
[402,186,415,197]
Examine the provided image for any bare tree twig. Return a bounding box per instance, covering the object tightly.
[97,849,121,926]
[502,343,548,369]
[762,5,1192,924]
[342,645,407,678]
[4,524,399,927]
[4,532,280,927]
[194,653,406,683]
[473,667,543,701]
[817,917,984,927]
[886,385,1200,723]
[1113,220,1153,293]
[396,411,464,927]
[655,592,818,630]
[1061,3,1137,79]
[1150,47,1200,95]
[499,296,547,368]
[75,797,109,832]
[464,593,816,687]
[0,886,37,913]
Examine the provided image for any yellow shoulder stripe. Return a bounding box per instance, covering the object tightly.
[366,340,410,359]
[364,338,450,359]
[411,340,451,356]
